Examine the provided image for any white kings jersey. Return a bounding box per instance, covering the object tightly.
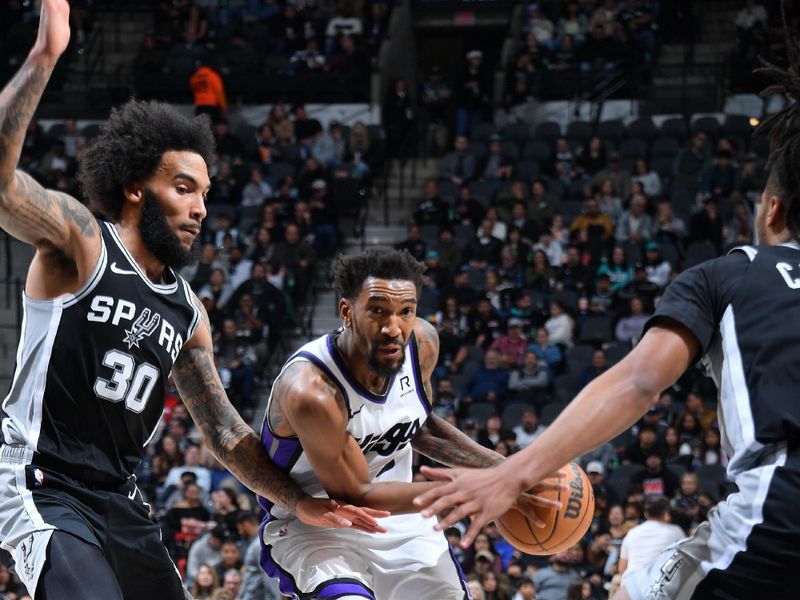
[257,330,433,530]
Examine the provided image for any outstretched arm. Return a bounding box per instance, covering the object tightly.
[414,322,698,546]
[0,0,99,259]
[174,295,387,532]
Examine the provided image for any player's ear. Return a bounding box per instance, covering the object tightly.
[766,194,784,229]
[339,298,352,328]
[123,182,145,205]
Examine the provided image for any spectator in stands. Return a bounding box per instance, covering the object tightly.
[684,390,717,431]
[671,472,702,527]
[190,58,228,124]
[557,245,592,292]
[673,131,711,180]
[221,569,242,599]
[527,178,557,225]
[618,496,685,582]
[238,513,282,599]
[456,49,492,136]
[512,577,536,600]
[312,120,346,168]
[384,77,416,159]
[533,227,564,268]
[523,248,554,292]
[37,138,77,185]
[735,0,769,44]
[435,228,464,272]
[527,3,555,45]
[467,219,503,269]
[589,0,620,36]
[624,423,661,465]
[544,300,574,347]
[490,318,529,368]
[596,245,633,292]
[615,296,650,344]
[587,271,616,314]
[615,193,652,245]
[477,415,506,450]
[364,1,390,55]
[396,223,427,261]
[420,65,453,156]
[558,1,588,40]
[290,38,327,74]
[595,178,623,221]
[468,579,486,600]
[513,407,548,449]
[190,564,221,599]
[619,0,657,62]
[528,326,563,375]
[212,119,243,160]
[291,104,322,143]
[643,242,671,287]
[266,104,294,145]
[651,200,687,250]
[578,24,620,74]
[482,134,514,188]
[414,179,448,228]
[209,487,241,539]
[580,349,608,387]
[440,135,478,186]
[700,149,737,200]
[533,551,579,600]
[463,349,510,406]
[591,152,631,203]
[631,157,662,198]
[689,197,724,254]
[186,527,225,586]
[631,452,680,498]
[724,199,755,249]
[214,540,242,583]
[576,137,607,179]
[570,198,614,262]
[163,443,213,494]
[151,433,185,490]
[214,317,258,410]
[733,152,766,204]
[550,137,578,186]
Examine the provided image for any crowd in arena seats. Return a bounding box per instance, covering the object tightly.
[730,0,797,93]
[503,0,658,107]
[134,0,386,103]
[404,112,764,598]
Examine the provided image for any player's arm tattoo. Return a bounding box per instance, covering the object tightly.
[0,60,97,248]
[173,297,306,514]
[412,413,503,468]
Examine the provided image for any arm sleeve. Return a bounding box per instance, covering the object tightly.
[643,251,749,355]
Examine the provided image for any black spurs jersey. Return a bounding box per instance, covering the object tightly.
[644,242,800,476]
[0,221,200,484]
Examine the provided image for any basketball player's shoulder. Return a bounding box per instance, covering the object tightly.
[275,360,345,415]
[412,317,439,372]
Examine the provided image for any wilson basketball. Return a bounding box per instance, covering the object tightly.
[496,462,595,555]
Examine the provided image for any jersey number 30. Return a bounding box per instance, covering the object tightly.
[94,350,158,413]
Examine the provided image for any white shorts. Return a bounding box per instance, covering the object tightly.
[261,513,470,599]
[624,445,797,599]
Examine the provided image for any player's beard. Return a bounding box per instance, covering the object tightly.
[367,339,406,378]
[140,189,201,268]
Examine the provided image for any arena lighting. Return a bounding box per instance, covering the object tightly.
[750,117,760,126]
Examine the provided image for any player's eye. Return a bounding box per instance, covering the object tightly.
[370,307,383,314]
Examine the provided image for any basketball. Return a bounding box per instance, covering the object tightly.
[495,462,595,556]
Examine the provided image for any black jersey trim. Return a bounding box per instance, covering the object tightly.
[103,222,179,294]
[729,245,758,262]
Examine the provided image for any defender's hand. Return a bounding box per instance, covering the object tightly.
[296,497,390,534]
[31,0,71,62]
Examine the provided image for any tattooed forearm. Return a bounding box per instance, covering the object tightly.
[0,60,97,248]
[173,344,306,514]
[412,413,503,468]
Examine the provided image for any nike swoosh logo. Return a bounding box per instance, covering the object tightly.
[110,262,138,276]
[128,487,137,500]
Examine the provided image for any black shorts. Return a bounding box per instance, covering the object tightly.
[0,450,185,599]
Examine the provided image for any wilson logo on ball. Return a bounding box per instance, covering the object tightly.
[563,463,584,520]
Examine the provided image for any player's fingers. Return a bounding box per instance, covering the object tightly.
[351,519,388,534]
[323,512,353,528]
[461,510,487,547]
[413,480,454,511]
[358,507,391,518]
[418,484,459,517]
[419,465,457,482]
[522,494,562,510]
[528,481,568,493]
[431,498,474,531]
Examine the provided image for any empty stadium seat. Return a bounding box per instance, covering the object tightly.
[627,117,657,141]
[534,121,561,144]
[620,138,648,160]
[692,116,721,140]
[659,118,688,142]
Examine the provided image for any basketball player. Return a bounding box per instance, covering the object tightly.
[258,247,562,600]
[415,52,800,597]
[0,2,385,598]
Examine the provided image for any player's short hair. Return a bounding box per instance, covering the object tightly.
[78,100,215,221]
[334,246,425,300]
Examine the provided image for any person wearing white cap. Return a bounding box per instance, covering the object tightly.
[456,47,490,136]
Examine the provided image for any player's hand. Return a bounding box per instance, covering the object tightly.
[296,497,390,534]
[413,463,526,548]
[512,470,568,527]
[31,0,71,62]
